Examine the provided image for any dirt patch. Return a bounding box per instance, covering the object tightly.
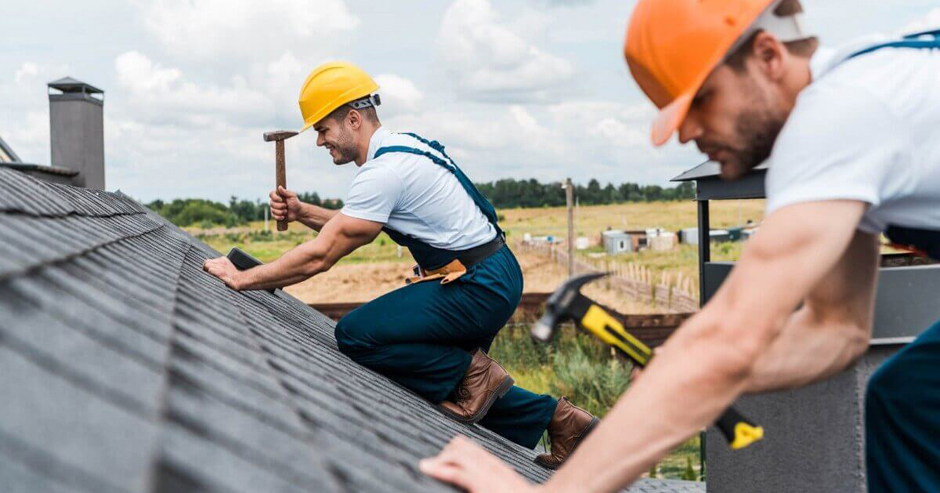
[286,249,660,314]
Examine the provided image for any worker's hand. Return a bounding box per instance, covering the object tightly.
[270,186,303,223]
[420,435,538,493]
[203,257,242,290]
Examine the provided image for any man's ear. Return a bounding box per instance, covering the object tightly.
[347,109,362,131]
[751,31,787,81]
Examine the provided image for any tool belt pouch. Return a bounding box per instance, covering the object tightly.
[405,259,467,285]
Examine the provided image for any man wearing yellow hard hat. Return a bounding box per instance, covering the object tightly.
[420,0,940,491]
[204,61,598,468]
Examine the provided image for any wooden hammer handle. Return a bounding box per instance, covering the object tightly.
[275,140,288,232]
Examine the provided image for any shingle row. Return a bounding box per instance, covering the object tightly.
[0,168,141,218]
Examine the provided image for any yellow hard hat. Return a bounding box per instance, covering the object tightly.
[298,61,380,132]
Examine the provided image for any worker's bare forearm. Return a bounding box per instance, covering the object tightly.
[237,213,382,290]
[745,309,870,392]
[298,203,340,231]
[236,241,331,290]
[745,231,878,392]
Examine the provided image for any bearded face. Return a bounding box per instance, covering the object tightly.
[679,54,791,181]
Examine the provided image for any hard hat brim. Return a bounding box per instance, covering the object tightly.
[651,92,693,147]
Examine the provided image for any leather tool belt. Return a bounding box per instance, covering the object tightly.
[405,233,506,285]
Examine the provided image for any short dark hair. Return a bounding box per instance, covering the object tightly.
[724,33,818,71]
[723,0,817,71]
[326,102,380,125]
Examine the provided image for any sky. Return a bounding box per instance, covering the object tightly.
[1,0,938,203]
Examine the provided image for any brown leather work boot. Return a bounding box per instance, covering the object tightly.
[440,349,515,424]
[535,397,599,469]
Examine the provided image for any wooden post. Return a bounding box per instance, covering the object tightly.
[565,178,574,278]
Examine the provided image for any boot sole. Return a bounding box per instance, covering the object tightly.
[534,416,600,470]
[440,375,514,425]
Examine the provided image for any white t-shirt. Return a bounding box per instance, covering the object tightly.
[341,127,497,250]
[765,36,940,234]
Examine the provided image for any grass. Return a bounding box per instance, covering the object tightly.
[197,228,414,264]
[190,200,762,287]
[501,199,765,238]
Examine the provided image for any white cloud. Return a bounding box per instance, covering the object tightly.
[380,97,692,187]
[115,51,181,92]
[0,62,72,163]
[141,0,358,63]
[0,0,704,204]
[374,74,424,116]
[901,7,940,35]
[436,0,574,102]
[114,51,271,125]
[14,63,39,84]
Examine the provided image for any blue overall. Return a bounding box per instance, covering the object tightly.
[334,133,557,448]
[857,30,940,493]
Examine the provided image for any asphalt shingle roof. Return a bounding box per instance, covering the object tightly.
[0,167,704,493]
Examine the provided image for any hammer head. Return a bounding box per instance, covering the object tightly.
[263,130,299,142]
[531,272,608,343]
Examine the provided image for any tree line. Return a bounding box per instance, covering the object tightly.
[475,178,694,209]
[146,193,344,228]
[146,179,693,227]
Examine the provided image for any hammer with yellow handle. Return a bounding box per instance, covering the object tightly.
[531,272,764,450]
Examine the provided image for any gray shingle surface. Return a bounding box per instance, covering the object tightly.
[0,167,704,493]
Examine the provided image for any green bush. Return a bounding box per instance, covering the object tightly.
[490,325,701,482]
[546,336,632,417]
[490,326,632,417]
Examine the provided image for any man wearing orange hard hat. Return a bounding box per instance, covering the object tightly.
[421,0,940,491]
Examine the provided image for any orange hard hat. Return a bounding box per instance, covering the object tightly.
[625,0,783,146]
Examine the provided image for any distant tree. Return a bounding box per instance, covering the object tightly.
[297,192,322,207]
[473,177,694,209]
[229,196,261,223]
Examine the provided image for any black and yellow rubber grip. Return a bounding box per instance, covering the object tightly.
[571,295,764,450]
[716,407,764,450]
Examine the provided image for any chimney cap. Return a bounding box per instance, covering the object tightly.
[48,77,103,94]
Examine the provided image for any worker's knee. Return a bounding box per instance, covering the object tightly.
[334,310,373,355]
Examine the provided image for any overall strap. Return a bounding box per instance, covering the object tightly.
[374,133,502,235]
[848,29,940,59]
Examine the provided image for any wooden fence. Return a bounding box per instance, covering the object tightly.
[310,292,692,348]
[515,241,699,313]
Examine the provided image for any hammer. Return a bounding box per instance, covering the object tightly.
[263,130,299,231]
[532,272,764,450]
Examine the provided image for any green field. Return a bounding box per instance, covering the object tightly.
[194,199,764,274]
[197,228,415,264]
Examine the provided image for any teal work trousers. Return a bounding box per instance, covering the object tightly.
[865,319,940,492]
[335,246,557,448]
